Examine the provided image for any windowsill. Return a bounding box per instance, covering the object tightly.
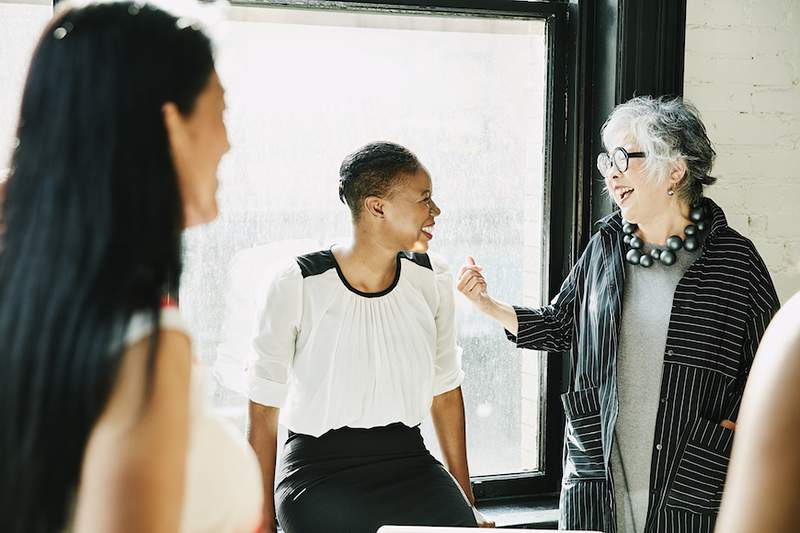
[476,494,560,529]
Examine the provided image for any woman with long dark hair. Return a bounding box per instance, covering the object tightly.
[0,3,262,532]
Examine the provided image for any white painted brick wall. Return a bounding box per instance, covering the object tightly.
[684,0,800,303]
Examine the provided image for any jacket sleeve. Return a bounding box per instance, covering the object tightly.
[504,247,586,353]
[723,248,780,422]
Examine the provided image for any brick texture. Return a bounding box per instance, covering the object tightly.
[684,0,800,303]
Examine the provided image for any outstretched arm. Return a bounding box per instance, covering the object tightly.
[457,254,581,352]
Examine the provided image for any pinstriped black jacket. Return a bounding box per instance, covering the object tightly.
[506,198,779,533]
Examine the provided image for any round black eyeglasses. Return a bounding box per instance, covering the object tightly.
[597,147,646,174]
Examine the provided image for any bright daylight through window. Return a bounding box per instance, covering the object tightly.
[180,4,549,479]
[0,0,551,480]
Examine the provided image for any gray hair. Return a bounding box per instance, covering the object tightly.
[601,96,716,206]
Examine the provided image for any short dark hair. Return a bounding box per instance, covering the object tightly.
[338,142,421,218]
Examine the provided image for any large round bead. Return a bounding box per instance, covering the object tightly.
[684,224,697,236]
[689,206,704,222]
[630,236,643,249]
[696,221,706,231]
[683,235,699,251]
[623,223,636,235]
[660,249,677,266]
[666,235,683,251]
[626,249,642,265]
[623,234,632,245]
[639,254,654,268]
[650,249,662,260]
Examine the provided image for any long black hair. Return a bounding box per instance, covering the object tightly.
[0,3,214,531]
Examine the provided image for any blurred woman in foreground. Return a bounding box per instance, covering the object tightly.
[0,3,262,532]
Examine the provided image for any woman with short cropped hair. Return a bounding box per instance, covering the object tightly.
[247,142,491,533]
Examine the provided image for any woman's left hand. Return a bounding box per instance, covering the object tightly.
[473,507,496,528]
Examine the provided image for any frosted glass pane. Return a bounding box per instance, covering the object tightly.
[181,5,548,477]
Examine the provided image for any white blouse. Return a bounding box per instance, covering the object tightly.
[247,250,465,437]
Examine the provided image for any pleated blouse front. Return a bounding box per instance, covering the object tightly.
[247,250,465,438]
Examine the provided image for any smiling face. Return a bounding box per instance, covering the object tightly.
[380,167,440,253]
[601,132,673,225]
[164,70,230,228]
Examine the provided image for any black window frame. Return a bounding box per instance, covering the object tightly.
[37,0,684,515]
[61,0,684,507]
[228,0,579,503]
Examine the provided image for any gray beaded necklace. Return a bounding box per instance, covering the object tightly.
[622,205,707,268]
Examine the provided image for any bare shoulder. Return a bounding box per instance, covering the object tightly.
[72,328,193,531]
[774,292,800,345]
[773,291,800,334]
[147,329,193,388]
[718,293,800,532]
[737,290,800,445]
[97,328,192,428]
[748,291,800,390]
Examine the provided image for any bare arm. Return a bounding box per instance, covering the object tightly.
[456,256,519,335]
[73,331,192,533]
[248,401,280,533]
[430,387,474,505]
[476,298,519,336]
[716,293,800,533]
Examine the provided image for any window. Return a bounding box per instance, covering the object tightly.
[0,1,52,176]
[0,0,695,510]
[180,0,571,499]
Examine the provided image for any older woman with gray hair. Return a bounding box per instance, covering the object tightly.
[457,96,779,533]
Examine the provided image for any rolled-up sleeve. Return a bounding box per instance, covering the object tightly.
[248,261,302,408]
[431,256,465,396]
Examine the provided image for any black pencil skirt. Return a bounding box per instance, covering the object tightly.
[275,423,477,533]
